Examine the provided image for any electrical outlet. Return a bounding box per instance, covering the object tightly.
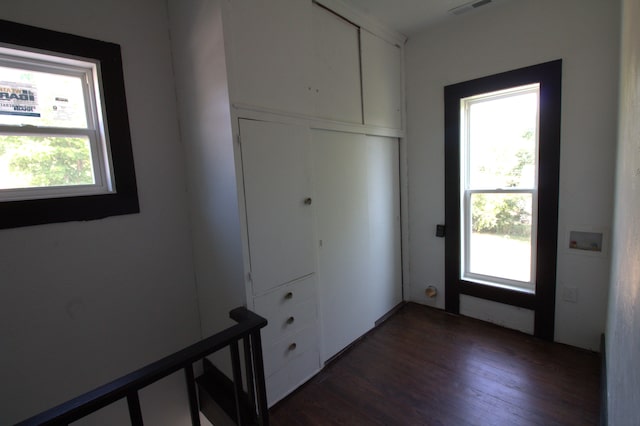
[562,287,578,303]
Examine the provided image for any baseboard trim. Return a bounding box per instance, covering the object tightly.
[375,301,407,326]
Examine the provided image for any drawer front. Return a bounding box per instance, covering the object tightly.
[253,275,317,345]
[253,274,316,306]
[262,324,318,378]
[266,346,320,407]
[256,297,317,346]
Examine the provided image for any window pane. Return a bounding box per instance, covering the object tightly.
[0,66,88,128]
[468,90,537,189]
[468,192,532,283]
[0,134,95,189]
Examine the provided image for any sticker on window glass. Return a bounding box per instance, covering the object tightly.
[0,81,40,117]
[52,96,75,122]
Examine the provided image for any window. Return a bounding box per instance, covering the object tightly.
[444,60,561,340]
[461,84,539,292]
[0,48,112,199]
[0,19,138,228]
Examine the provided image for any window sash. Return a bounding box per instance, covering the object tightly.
[0,52,98,129]
[461,188,538,292]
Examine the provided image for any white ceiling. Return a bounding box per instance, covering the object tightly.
[340,0,510,37]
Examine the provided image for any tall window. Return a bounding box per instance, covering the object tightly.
[445,60,561,340]
[0,19,138,229]
[461,84,539,292]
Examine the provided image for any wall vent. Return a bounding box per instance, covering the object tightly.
[448,0,493,16]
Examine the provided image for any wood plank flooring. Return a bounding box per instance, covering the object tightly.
[269,303,600,425]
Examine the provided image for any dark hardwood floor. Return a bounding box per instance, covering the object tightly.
[269,303,600,425]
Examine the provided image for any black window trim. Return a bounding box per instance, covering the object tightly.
[444,59,562,340]
[0,19,138,229]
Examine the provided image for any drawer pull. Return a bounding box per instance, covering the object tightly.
[288,343,297,351]
[304,197,313,205]
[286,316,295,324]
[284,292,293,300]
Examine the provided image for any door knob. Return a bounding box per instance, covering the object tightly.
[304,197,312,205]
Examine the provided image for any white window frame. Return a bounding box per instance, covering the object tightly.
[0,45,115,201]
[459,84,540,293]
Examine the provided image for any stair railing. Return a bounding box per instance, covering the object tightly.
[15,307,269,426]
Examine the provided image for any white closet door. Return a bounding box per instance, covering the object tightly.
[367,136,402,321]
[313,130,402,362]
[312,130,370,361]
[240,119,315,295]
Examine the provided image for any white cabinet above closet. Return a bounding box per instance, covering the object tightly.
[226,0,313,116]
[361,30,403,129]
[312,3,362,124]
[225,0,405,131]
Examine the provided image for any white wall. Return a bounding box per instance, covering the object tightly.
[405,0,620,350]
[0,1,201,424]
[606,0,640,423]
[167,0,246,341]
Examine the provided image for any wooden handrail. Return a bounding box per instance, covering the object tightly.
[15,307,268,426]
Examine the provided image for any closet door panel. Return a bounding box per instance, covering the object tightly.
[240,119,315,294]
[312,130,370,361]
[367,136,402,322]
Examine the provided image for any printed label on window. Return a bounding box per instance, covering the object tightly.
[52,96,76,122]
[0,81,40,117]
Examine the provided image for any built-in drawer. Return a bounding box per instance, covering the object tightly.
[253,275,317,346]
[255,298,316,347]
[265,346,320,407]
[252,274,320,405]
[262,324,318,378]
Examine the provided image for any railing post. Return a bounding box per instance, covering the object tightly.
[230,339,244,425]
[249,330,269,426]
[127,392,144,426]
[184,364,201,426]
[243,336,257,421]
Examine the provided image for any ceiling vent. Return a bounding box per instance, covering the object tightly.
[448,0,493,16]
